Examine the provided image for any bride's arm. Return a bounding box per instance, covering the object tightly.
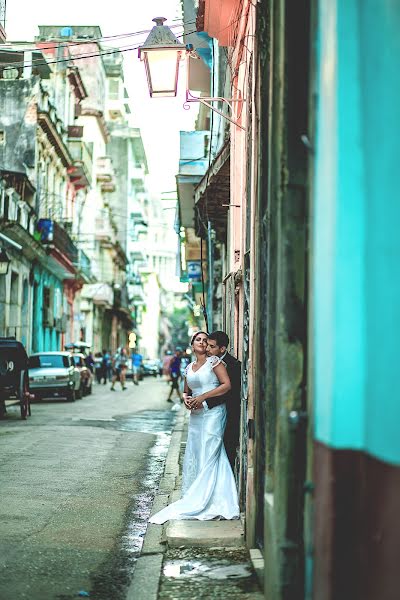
[182,377,192,409]
[189,363,231,410]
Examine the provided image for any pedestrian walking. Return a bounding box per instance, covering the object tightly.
[100,349,109,384]
[162,351,173,383]
[94,352,104,384]
[131,349,143,386]
[167,349,182,402]
[103,350,113,382]
[149,331,239,523]
[110,347,128,391]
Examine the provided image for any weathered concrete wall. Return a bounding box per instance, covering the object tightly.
[107,128,128,252]
[0,78,38,175]
[256,0,311,598]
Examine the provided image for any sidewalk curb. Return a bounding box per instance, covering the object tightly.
[125,405,187,600]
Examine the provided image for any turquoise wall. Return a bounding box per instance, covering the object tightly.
[32,267,61,353]
[313,0,400,465]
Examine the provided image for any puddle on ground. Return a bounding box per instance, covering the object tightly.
[159,549,262,599]
[75,409,177,435]
[164,561,210,578]
[163,560,252,580]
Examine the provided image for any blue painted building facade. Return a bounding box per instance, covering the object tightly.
[312,1,400,597]
[31,265,63,353]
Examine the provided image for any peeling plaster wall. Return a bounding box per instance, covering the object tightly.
[0,78,38,178]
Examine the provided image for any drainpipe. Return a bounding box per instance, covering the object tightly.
[207,221,214,332]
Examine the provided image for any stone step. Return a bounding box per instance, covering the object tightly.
[166,519,245,548]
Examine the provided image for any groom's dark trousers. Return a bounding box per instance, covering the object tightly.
[206,353,241,469]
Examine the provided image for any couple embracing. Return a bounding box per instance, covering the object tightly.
[150,330,241,524]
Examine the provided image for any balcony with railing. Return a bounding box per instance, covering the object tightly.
[113,283,130,312]
[95,216,113,247]
[37,87,71,168]
[0,185,38,238]
[128,282,146,306]
[67,132,93,188]
[37,219,78,263]
[128,240,147,263]
[96,156,116,193]
[76,249,93,282]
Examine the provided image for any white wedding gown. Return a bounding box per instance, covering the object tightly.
[149,356,239,524]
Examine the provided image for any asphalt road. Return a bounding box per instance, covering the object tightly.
[0,376,177,600]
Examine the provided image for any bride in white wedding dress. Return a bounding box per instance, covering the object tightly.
[149,331,239,524]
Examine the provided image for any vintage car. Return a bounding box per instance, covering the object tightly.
[28,352,79,402]
[70,353,93,396]
[0,337,32,419]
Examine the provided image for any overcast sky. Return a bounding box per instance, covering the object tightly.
[6,0,198,197]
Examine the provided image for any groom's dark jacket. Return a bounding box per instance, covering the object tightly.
[206,352,241,466]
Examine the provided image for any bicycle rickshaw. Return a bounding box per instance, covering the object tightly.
[0,337,32,420]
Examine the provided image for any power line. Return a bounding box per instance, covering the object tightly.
[0,28,198,69]
[0,21,196,55]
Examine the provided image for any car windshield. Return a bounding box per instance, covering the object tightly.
[29,355,70,369]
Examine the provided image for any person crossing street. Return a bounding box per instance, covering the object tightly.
[167,349,183,402]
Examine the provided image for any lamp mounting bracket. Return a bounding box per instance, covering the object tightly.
[184,52,246,131]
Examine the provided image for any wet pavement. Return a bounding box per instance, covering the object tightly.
[159,547,263,599]
[0,378,177,600]
[89,414,176,600]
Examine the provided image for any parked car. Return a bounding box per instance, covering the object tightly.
[0,337,32,419]
[142,359,160,377]
[28,352,79,402]
[70,353,92,396]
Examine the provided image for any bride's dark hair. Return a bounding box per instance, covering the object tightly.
[190,330,209,345]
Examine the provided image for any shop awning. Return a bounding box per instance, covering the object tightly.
[193,141,230,241]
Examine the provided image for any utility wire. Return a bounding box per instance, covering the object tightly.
[0,11,247,69]
[0,21,197,55]
[0,28,197,69]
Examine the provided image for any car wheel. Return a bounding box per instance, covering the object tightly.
[66,388,76,402]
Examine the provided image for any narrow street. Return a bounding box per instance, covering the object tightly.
[0,376,176,600]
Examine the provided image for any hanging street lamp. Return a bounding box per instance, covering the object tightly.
[138,17,186,98]
[139,18,245,130]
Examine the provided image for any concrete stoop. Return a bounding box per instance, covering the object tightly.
[166,519,245,548]
[126,406,263,600]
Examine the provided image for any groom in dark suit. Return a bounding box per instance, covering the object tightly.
[205,331,241,469]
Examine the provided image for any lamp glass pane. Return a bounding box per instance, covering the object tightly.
[145,49,180,97]
[0,262,8,275]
